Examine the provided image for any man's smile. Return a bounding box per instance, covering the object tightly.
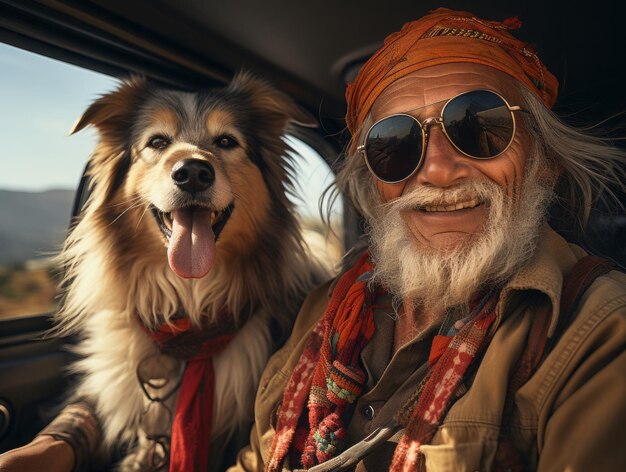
[401,200,490,250]
[404,203,487,225]
[418,198,481,212]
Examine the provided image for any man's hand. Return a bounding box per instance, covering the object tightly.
[0,435,75,472]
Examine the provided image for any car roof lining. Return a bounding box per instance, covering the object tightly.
[2,0,625,138]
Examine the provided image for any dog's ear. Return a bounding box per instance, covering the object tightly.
[71,77,149,207]
[70,77,149,144]
[227,72,318,128]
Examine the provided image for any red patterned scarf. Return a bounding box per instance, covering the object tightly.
[391,294,498,471]
[267,252,499,471]
[140,309,249,472]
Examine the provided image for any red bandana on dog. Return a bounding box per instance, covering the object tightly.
[141,310,249,472]
[267,252,499,471]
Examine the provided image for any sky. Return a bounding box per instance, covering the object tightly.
[0,42,340,219]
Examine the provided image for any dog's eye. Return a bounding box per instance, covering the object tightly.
[147,136,171,150]
[215,135,239,149]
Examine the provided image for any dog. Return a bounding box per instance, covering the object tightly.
[53,73,326,470]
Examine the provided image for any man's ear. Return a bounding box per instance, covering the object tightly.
[227,71,318,129]
[70,76,150,146]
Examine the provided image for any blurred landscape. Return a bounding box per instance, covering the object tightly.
[0,188,73,318]
[0,264,59,319]
[0,189,74,263]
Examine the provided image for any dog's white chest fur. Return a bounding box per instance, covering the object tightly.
[73,307,273,469]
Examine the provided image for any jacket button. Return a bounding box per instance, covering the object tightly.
[363,405,375,420]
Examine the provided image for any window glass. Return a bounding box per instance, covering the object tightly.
[0,43,116,319]
[286,136,343,272]
[0,43,342,320]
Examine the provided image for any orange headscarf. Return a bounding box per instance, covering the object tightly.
[345,8,559,135]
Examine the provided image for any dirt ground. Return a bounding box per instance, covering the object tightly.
[0,265,58,319]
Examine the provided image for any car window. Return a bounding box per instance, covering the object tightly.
[0,43,114,320]
[0,43,342,320]
[286,136,344,271]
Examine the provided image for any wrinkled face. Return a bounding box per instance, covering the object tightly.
[369,63,532,252]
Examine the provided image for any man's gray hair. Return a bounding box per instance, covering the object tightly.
[330,86,626,230]
[519,87,626,225]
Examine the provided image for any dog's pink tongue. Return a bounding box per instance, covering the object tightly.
[167,209,216,279]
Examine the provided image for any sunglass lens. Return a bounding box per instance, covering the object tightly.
[365,115,422,182]
[443,90,514,158]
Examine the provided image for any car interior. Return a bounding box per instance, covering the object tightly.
[0,0,624,464]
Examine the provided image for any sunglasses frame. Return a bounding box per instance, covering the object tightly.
[358,89,525,184]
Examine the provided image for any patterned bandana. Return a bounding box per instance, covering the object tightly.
[267,252,499,471]
[140,309,250,472]
[345,7,559,135]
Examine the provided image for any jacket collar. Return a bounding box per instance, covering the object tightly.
[495,225,583,337]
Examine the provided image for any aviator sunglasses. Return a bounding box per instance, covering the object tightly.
[358,89,527,183]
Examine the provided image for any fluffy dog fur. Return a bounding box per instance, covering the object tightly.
[54,73,325,469]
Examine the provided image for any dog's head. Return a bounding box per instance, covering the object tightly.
[71,73,316,279]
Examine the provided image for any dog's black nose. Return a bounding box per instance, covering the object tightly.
[171,159,215,194]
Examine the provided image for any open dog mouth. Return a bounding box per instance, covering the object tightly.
[151,204,233,240]
[151,203,234,279]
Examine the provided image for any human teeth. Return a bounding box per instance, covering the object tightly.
[423,199,479,212]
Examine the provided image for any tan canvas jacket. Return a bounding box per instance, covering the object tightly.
[229,229,626,471]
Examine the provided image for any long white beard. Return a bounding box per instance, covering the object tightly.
[368,155,553,311]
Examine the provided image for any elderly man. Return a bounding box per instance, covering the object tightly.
[232,8,626,472]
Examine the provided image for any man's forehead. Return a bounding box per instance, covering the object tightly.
[370,63,523,121]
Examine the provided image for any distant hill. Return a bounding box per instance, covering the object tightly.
[0,189,75,265]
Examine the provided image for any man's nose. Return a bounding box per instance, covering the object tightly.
[414,125,471,187]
